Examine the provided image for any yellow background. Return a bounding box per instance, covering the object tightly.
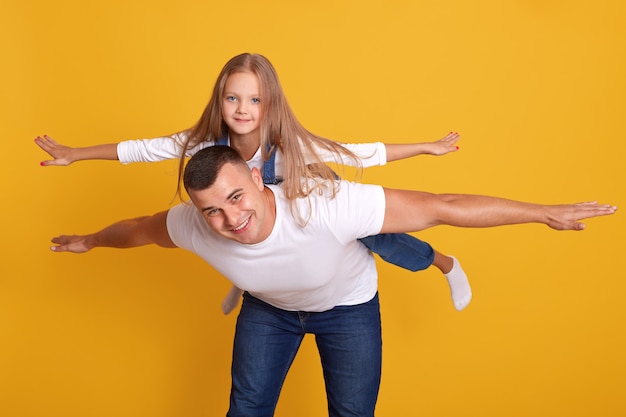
[1,0,625,416]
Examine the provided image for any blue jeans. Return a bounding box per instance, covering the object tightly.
[228,293,382,417]
[359,233,435,272]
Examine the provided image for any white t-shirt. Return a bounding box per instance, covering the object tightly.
[117,133,388,172]
[166,180,386,312]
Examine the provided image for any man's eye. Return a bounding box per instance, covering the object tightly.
[207,208,219,216]
[232,194,242,202]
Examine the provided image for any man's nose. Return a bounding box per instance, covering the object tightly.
[223,208,241,227]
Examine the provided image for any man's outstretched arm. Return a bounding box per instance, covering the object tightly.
[51,210,176,253]
[380,189,617,234]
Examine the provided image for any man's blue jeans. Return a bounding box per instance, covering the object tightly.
[360,233,435,272]
[227,292,382,417]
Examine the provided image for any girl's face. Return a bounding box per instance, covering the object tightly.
[222,71,262,140]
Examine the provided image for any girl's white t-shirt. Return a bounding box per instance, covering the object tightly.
[117,133,388,172]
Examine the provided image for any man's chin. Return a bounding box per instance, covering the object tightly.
[225,232,256,245]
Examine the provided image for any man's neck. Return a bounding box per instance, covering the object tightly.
[255,186,277,242]
[263,186,277,218]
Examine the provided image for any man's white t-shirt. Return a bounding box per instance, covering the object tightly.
[166,180,386,312]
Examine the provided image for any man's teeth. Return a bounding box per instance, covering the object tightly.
[233,218,249,231]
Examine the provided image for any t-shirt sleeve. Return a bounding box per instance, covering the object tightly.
[117,132,212,164]
[308,141,387,168]
[166,203,199,251]
[325,181,386,243]
[337,142,387,167]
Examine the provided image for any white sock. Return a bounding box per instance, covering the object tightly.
[444,256,472,311]
[221,285,244,315]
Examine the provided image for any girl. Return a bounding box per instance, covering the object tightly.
[35,52,471,312]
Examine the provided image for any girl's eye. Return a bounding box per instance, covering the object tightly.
[251,97,261,104]
[226,96,237,102]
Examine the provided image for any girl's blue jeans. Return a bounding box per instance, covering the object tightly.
[360,233,435,271]
[227,292,382,417]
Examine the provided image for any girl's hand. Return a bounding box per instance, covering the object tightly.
[425,132,461,156]
[383,132,461,162]
[35,135,76,166]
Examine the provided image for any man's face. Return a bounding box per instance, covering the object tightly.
[189,162,273,245]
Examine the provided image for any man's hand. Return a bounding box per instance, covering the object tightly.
[544,201,618,231]
[51,234,93,253]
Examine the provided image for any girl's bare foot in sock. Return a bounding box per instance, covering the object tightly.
[221,285,244,314]
[433,252,472,311]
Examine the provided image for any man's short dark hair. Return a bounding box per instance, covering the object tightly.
[183,146,247,192]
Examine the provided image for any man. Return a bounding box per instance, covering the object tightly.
[51,146,616,417]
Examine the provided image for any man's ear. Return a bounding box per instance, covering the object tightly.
[250,167,264,190]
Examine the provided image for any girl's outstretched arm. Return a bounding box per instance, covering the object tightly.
[35,131,198,166]
[316,132,461,169]
[35,135,118,166]
[384,132,460,162]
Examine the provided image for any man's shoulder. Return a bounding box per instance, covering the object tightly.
[167,203,204,231]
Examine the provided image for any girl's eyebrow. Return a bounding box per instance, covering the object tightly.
[223,90,260,96]
[201,188,244,213]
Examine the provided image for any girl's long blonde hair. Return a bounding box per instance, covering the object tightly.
[177,53,362,208]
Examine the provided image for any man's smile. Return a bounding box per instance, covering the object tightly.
[231,216,251,233]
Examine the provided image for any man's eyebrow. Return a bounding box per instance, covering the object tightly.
[201,188,244,212]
